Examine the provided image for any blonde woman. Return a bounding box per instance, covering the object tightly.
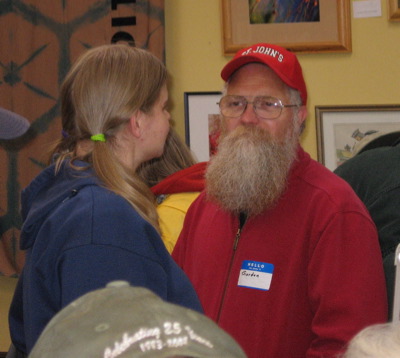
[8,44,202,357]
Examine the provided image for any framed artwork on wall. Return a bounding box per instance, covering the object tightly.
[184,92,222,162]
[221,0,351,55]
[315,105,400,171]
[388,0,400,20]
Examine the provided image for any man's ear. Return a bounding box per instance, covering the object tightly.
[128,111,144,138]
[297,105,308,126]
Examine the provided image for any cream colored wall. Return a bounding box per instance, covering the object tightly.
[1,0,399,353]
[165,0,400,160]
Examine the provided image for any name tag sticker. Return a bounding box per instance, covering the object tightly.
[238,260,274,291]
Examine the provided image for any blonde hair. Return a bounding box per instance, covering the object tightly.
[137,128,197,187]
[52,44,167,231]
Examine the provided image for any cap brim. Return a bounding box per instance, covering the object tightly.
[0,108,30,140]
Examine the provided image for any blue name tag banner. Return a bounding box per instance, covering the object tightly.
[238,260,274,291]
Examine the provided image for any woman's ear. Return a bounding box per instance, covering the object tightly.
[128,111,144,138]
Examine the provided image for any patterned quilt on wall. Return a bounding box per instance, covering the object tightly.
[0,0,165,276]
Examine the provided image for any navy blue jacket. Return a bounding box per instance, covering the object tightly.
[9,161,202,354]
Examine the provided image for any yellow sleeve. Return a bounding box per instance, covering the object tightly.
[156,192,200,253]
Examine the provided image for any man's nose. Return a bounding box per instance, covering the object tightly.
[240,103,259,125]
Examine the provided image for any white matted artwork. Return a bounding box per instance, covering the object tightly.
[315,105,400,171]
[184,92,222,162]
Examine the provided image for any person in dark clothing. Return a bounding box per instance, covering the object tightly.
[334,131,400,319]
[7,44,202,357]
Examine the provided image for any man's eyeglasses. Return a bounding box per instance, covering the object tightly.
[218,95,300,120]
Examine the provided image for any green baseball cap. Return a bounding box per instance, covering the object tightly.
[29,281,247,358]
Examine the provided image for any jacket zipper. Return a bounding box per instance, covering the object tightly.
[216,225,242,322]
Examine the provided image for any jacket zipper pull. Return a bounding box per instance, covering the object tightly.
[62,189,79,203]
[233,212,247,250]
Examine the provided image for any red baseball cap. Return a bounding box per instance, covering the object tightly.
[221,43,307,105]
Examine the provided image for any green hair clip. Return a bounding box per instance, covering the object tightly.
[90,133,106,142]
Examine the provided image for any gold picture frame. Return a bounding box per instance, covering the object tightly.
[221,0,352,55]
[388,0,400,21]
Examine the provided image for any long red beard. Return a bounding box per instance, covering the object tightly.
[205,125,298,217]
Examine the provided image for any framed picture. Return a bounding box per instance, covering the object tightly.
[221,0,351,55]
[184,92,222,162]
[388,0,400,20]
[315,105,400,171]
